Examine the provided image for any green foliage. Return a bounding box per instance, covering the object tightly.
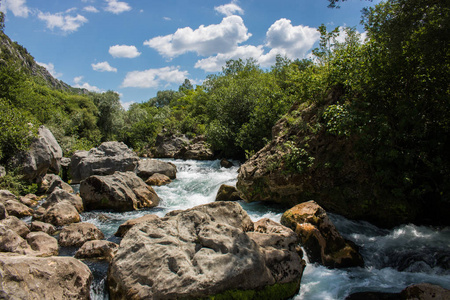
[0,169,39,196]
[283,141,315,173]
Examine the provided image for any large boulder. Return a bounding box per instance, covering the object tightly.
[4,200,33,218]
[108,202,305,300]
[0,224,33,255]
[42,187,84,213]
[176,138,214,160]
[42,200,81,227]
[30,221,56,235]
[136,159,177,180]
[70,141,139,184]
[0,253,92,299]
[153,133,190,158]
[16,125,63,182]
[59,222,104,247]
[281,201,364,269]
[0,216,30,238]
[80,171,160,212]
[0,190,16,203]
[114,214,159,237]
[40,173,73,194]
[26,231,59,257]
[215,184,241,202]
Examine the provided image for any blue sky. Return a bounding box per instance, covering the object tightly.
[1,0,380,109]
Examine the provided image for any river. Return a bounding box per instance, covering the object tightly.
[79,159,450,299]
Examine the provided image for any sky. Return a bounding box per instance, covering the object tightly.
[0,0,381,109]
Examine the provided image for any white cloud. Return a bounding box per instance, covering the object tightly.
[265,18,320,59]
[121,66,188,88]
[92,61,117,72]
[144,15,251,58]
[73,76,103,92]
[163,17,171,21]
[195,45,264,72]
[37,11,88,33]
[104,0,131,14]
[0,0,30,17]
[120,100,135,111]
[83,6,99,13]
[215,1,244,17]
[109,45,141,58]
[36,62,63,78]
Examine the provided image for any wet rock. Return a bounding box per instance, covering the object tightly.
[26,231,59,256]
[59,222,104,247]
[0,216,30,238]
[400,283,450,299]
[43,200,81,227]
[70,141,139,184]
[30,221,56,235]
[145,173,172,186]
[80,171,160,212]
[75,240,119,261]
[42,187,84,213]
[114,214,159,237]
[215,184,241,202]
[220,158,233,168]
[136,159,177,179]
[281,200,364,268]
[0,253,92,299]
[4,200,33,218]
[0,224,33,255]
[108,202,304,300]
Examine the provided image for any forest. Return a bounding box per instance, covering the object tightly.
[0,0,449,206]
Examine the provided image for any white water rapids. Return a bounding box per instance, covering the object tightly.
[78,159,450,299]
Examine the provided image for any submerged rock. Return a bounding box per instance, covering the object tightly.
[215,184,241,202]
[281,200,363,269]
[108,202,305,300]
[0,253,92,299]
[80,171,160,212]
[70,141,139,184]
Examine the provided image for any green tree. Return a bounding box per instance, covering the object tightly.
[91,90,124,141]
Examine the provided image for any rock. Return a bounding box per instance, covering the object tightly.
[145,173,172,186]
[80,171,160,212]
[0,202,7,220]
[345,292,400,300]
[215,184,241,201]
[43,200,81,227]
[0,253,92,299]
[281,201,364,269]
[16,125,63,182]
[136,159,177,179]
[0,216,30,238]
[0,224,33,254]
[33,206,46,221]
[153,133,190,158]
[70,141,139,184]
[176,140,214,160]
[26,231,59,256]
[220,158,234,168]
[47,175,74,194]
[19,193,39,207]
[400,283,450,299]
[114,214,159,237]
[43,187,84,213]
[4,200,33,218]
[30,221,56,235]
[75,240,119,261]
[0,190,16,202]
[59,222,104,247]
[108,202,304,299]
[0,165,5,177]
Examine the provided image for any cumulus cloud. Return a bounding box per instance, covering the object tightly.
[104,0,131,14]
[265,18,320,59]
[144,15,251,58]
[36,62,63,78]
[215,1,244,17]
[83,6,99,13]
[109,45,141,58]
[0,0,30,17]
[37,11,88,33]
[121,66,188,88]
[195,45,264,72]
[92,61,117,72]
[73,76,103,92]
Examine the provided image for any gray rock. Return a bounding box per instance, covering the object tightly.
[19,193,39,207]
[16,125,63,182]
[145,173,172,186]
[75,240,119,261]
[42,187,83,213]
[176,140,214,160]
[108,202,305,299]
[0,202,7,220]
[4,200,33,218]
[0,216,30,238]
[46,176,74,194]
[70,141,139,184]
[59,222,104,247]
[30,221,56,235]
[26,231,59,256]
[0,253,92,299]
[80,171,160,212]
[153,133,190,158]
[114,214,159,237]
[0,190,16,203]
[0,224,33,255]
[43,200,81,227]
[136,159,177,179]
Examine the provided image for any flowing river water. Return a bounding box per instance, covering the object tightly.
[77,159,450,299]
